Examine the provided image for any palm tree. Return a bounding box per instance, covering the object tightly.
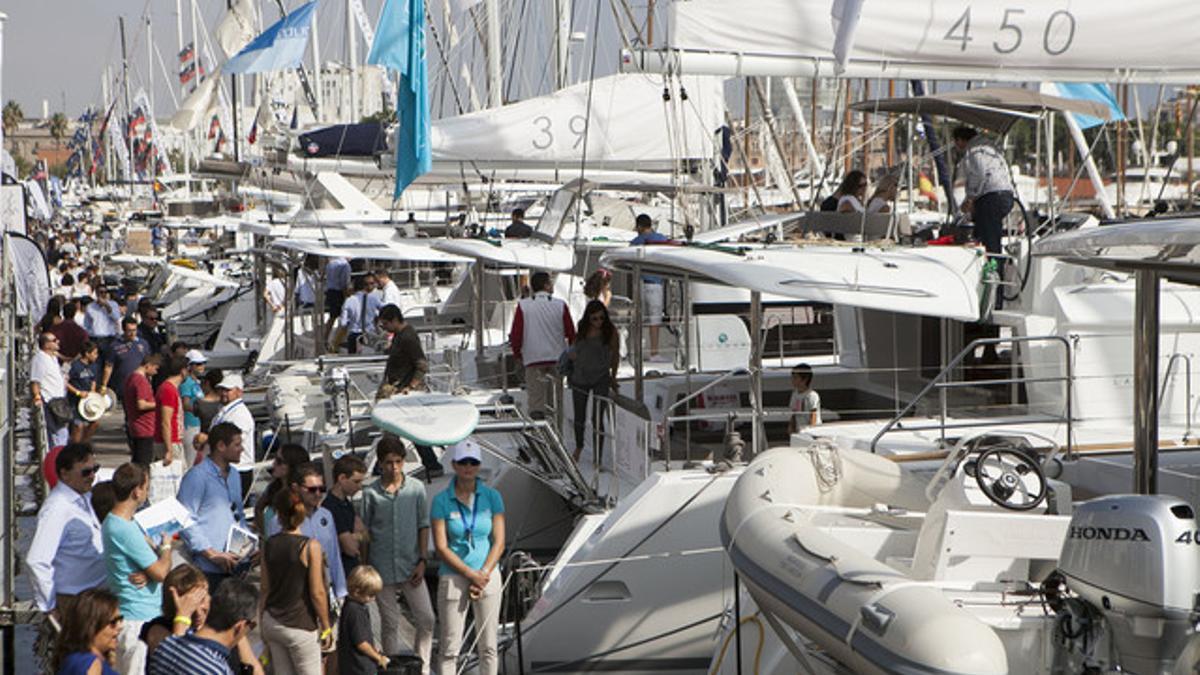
[2,100,23,136]
[49,112,68,150]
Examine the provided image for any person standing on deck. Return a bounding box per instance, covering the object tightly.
[504,208,533,239]
[509,272,575,421]
[953,125,1015,258]
[375,305,441,477]
[629,214,669,359]
[374,268,404,308]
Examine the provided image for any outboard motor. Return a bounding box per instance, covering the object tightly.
[1057,495,1200,673]
[322,367,351,432]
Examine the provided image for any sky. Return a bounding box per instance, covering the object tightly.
[0,0,387,120]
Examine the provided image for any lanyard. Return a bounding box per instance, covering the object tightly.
[213,399,245,426]
[454,480,481,550]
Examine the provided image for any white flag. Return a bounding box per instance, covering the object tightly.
[215,0,259,59]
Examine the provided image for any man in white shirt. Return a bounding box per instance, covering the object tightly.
[338,277,382,354]
[30,332,69,447]
[26,442,107,615]
[374,268,404,308]
[264,269,286,314]
[209,372,256,497]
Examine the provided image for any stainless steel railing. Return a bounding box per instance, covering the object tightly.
[870,334,1074,454]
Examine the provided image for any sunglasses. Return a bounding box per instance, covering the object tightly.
[456,458,481,466]
[108,615,124,627]
[80,463,102,478]
[302,485,326,495]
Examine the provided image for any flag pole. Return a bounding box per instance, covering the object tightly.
[228,0,241,163]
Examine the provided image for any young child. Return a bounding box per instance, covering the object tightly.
[788,363,822,434]
[338,565,391,674]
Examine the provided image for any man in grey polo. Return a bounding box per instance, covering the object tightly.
[359,436,433,672]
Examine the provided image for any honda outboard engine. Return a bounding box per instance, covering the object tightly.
[1057,495,1200,673]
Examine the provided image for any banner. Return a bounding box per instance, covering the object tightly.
[225,1,318,75]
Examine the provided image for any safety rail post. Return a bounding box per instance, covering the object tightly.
[870,335,1074,455]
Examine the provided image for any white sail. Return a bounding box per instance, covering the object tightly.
[642,0,1200,83]
[429,73,725,170]
[169,73,219,131]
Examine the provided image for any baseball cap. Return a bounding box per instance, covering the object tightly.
[451,439,482,463]
[218,372,244,390]
[186,349,208,365]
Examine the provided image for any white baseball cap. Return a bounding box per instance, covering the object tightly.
[218,372,245,390]
[451,439,482,463]
[186,349,208,365]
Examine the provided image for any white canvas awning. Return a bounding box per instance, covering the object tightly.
[269,238,470,264]
[601,244,986,321]
[431,239,575,272]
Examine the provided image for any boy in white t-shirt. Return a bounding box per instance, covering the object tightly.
[788,363,821,434]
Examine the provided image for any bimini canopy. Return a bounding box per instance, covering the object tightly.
[269,238,470,264]
[1034,217,1200,284]
[431,239,575,273]
[850,88,1113,134]
[600,244,986,321]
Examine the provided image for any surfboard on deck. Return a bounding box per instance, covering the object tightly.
[371,393,480,446]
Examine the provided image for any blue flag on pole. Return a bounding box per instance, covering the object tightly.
[1050,83,1126,130]
[368,0,431,197]
[225,1,319,75]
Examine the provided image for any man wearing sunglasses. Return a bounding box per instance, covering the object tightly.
[265,462,347,602]
[26,443,107,617]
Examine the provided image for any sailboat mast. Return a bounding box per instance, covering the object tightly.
[119,17,134,190]
[555,0,570,89]
[147,14,157,193]
[485,0,502,107]
[346,0,358,121]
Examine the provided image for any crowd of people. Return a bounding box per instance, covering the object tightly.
[31,432,507,675]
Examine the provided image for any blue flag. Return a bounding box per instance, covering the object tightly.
[225,1,319,75]
[368,0,431,197]
[1050,83,1126,130]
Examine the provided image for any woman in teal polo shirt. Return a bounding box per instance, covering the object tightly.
[431,440,505,675]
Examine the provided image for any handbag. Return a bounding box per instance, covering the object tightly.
[47,398,73,426]
[556,348,574,377]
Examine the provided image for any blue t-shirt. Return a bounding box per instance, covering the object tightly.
[106,337,151,394]
[68,360,98,407]
[630,231,670,284]
[101,513,162,621]
[431,479,504,574]
[179,376,202,428]
[57,652,119,675]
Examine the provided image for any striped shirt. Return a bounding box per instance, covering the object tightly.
[147,633,234,675]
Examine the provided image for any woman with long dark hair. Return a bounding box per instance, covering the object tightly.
[820,170,868,212]
[567,300,620,463]
[53,587,122,675]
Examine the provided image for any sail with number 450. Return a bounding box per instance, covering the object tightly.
[631,0,1200,83]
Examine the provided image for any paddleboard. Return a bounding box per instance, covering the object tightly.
[371,393,480,446]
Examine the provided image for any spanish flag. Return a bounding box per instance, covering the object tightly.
[918,172,938,203]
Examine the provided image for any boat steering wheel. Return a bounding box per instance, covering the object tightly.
[971,447,1047,511]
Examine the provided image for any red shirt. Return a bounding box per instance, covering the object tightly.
[154,380,182,444]
[124,371,156,439]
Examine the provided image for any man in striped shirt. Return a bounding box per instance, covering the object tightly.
[147,578,257,675]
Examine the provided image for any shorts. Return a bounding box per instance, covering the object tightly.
[641,282,664,326]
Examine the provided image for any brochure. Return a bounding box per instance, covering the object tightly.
[133,498,194,541]
[225,523,259,558]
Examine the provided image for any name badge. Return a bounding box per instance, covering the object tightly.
[449,511,461,520]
